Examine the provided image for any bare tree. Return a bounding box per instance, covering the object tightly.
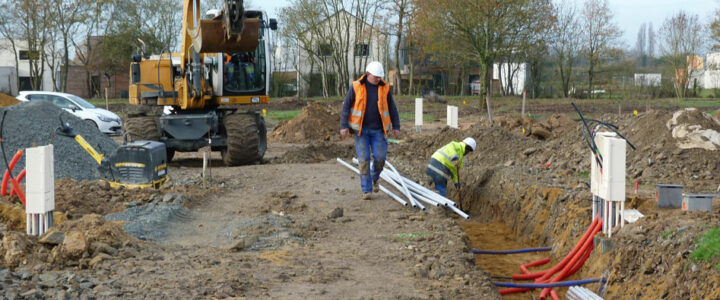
[282,0,384,98]
[581,0,621,98]
[711,7,720,51]
[636,23,647,67]
[415,0,553,120]
[550,0,582,98]
[659,11,704,99]
[15,0,54,90]
[0,0,22,91]
[51,0,92,92]
[647,22,655,59]
[388,0,409,95]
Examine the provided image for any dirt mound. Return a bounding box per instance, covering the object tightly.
[270,142,354,164]
[54,179,162,219]
[583,211,720,299]
[666,108,720,150]
[0,101,118,181]
[0,214,141,269]
[493,114,577,140]
[0,93,18,107]
[269,102,340,143]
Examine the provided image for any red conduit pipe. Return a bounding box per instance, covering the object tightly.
[1,150,23,196]
[550,290,560,300]
[10,169,25,196]
[535,218,600,283]
[568,246,593,275]
[539,219,603,300]
[510,217,599,281]
[541,244,594,299]
[520,258,551,274]
[500,217,601,295]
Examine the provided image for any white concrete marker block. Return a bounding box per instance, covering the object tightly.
[26,145,54,214]
[415,98,423,131]
[447,105,458,129]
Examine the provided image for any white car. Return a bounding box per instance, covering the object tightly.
[16,91,122,135]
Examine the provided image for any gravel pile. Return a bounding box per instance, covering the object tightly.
[0,101,118,181]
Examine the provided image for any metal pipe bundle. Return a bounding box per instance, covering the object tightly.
[338,158,469,219]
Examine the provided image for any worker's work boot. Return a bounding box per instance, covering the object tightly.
[373,181,379,193]
[362,193,372,200]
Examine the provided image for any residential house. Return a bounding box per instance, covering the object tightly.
[63,36,129,99]
[296,10,388,97]
[689,52,720,89]
[0,39,54,94]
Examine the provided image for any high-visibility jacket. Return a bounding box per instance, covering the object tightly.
[429,141,467,183]
[348,74,392,136]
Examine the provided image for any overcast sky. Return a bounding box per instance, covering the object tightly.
[253,0,717,49]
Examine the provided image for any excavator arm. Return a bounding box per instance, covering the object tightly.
[179,0,260,109]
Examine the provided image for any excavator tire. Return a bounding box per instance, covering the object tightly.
[221,113,266,166]
[125,116,161,141]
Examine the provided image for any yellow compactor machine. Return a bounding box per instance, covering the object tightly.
[127,0,277,165]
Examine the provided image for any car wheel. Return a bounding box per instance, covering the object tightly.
[85,119,98,129]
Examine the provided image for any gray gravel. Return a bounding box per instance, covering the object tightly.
[0,101,118,181]
[105,197,192,241]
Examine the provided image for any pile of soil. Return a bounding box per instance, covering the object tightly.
[270,142,354,164]
[269,102,340,143]
[0,214,141,269]
[0,101,118,181]
[0,93,19,107]
[493,114,577,140]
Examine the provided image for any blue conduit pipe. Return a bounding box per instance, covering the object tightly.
[493,278,602,288]
[472,247,552,255]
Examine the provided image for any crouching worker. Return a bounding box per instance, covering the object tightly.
[340,61,401,200]
[425,137,476,197]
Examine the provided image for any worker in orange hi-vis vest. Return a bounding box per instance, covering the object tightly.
[340,61,401,200]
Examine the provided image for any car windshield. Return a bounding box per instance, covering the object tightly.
[67,95,96,109]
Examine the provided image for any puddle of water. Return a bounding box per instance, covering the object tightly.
[460,220,551,300]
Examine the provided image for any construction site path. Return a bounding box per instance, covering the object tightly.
[77,156,499,299]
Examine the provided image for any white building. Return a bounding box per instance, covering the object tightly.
[296,10,388,97]
[493,62,527,95]
[688,52,720,89]
[634,73,661,87]
[0,39,54,94]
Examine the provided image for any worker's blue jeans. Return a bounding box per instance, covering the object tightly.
[426,164,448,197]
[354,129,387,194]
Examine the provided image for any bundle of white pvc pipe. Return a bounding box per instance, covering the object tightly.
[337,158,469,219]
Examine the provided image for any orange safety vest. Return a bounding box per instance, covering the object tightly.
[348,74,392,136]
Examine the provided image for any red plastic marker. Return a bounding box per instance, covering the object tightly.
[634,181,638,194]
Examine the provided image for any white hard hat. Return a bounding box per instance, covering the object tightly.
[365,61,385,77]
[462,137,476,151]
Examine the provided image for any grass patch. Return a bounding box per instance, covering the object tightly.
[661,229,674,239]
[690,226,720,269]
[87,98,127,106]
[573,171,590,179]
[392,232,430,243]
[267,110,300,122]
[399,112,434,123]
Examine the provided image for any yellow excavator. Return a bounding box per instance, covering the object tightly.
[127,0,277,165]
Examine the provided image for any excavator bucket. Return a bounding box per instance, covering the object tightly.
[189,17,259,53]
